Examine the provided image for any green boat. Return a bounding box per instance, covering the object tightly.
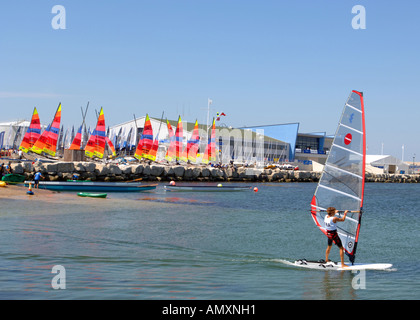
[2,174,26,184]
[77,192,107,198]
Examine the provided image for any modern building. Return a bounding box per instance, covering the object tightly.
[108,117,335,166]
[366,155,409,174]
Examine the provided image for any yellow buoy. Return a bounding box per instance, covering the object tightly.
[0,181,6,187]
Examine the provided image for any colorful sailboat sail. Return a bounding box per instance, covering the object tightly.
[165,119,176,162]
[85,107,106,158]
[31,124,50,154]
[69,125,83,150]
[106,136,117,157]
[19,107,42,153]
[310,90,366,264]
[175,116,183,161]
[202,118,216,164]
[31,103,62,156]
[134,114,154,160]
[187,120,200,163]
[43,103,62,157]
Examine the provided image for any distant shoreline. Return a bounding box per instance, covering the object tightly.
[2,159,420,183]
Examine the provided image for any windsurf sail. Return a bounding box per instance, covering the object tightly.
[19,107,42,153]
[310,90,366,264]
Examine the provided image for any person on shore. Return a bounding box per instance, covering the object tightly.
[324,207,349,268]
[4,162,12,174]
[34,171,43,188]
[0,163,4,177]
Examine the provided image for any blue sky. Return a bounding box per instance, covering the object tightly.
[1,1,419,159]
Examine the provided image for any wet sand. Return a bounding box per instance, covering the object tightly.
[0,184,73,202]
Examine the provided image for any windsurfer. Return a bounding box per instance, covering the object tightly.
[324,207,349,267]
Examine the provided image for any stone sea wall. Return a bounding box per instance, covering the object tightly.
[6,161,420,183]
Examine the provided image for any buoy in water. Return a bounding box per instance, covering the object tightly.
[253,187,258,192]
[169,181,176,186]
[217,183,223,187]
[27,183,34,195]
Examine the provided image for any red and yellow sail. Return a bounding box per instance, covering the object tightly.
[31,103,62,156]
[69,125,82,150]
[106,136,117,157]
[43,103,62,157]
[134,114,154,160]
[19,107,42,153]
[202,118,216,164]
[175,116,183,161]
[85,107,106,159]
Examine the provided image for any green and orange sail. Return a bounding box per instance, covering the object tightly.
[19,107,42,153]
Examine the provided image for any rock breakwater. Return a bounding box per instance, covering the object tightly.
[6,161,420,183]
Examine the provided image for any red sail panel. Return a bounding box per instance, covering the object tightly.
[31,124,50,154]
[135,114,153,160]
[106,136,117,157]
[142,114,154,159]
[85,107,106,159]
[19,107,41,153]
[85,128,97,158]
[148,139,159,161]
[69,125,83,150]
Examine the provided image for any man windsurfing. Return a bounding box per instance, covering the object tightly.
[324,207,349,268]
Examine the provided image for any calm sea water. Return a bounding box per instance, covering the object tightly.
[0,182,418,300]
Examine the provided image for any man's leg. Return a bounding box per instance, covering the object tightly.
[325,245,332,262]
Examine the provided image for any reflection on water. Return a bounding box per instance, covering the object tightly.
[0,183,417,299]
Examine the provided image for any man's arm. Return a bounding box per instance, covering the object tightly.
[333,210,348,222]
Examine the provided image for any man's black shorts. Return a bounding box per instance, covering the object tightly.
[327,230,343,248]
